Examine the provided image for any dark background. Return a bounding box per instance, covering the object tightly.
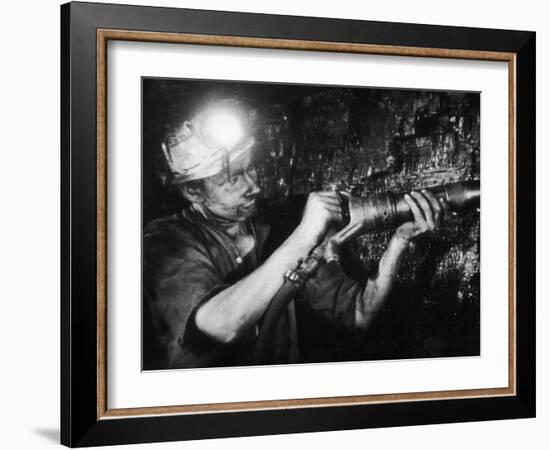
[143,77,480,362]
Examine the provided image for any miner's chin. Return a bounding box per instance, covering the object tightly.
[237,198,258,219]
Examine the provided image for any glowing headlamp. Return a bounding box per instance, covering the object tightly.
[201,108,245,150]
[199,104,248,181]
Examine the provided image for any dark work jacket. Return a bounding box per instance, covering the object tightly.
[143,208,364,370]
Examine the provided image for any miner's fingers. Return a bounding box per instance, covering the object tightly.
[422,189,442,226]
[404,193,429,231]
[326,206,343,223]
[411,191,436,230]
[316,192,342,207]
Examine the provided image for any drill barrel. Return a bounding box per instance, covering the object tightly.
[392,180,480,225]
[335,180,480,245]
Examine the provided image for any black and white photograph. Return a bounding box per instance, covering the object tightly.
[0,0,541,447]
[142,78,481,371]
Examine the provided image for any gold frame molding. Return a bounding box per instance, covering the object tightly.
[96,29,517,420]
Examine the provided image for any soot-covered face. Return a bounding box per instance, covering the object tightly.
[198,152,260,222]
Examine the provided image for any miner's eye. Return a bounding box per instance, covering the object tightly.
[247,165,258,178]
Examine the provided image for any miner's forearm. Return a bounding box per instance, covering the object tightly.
[195,226,316,344]
[356,235,409,330]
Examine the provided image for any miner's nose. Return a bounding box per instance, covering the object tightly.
[244,171,260,196]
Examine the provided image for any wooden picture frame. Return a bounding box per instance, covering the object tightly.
[61,1,535,446]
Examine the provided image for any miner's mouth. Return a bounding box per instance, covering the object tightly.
[241,198,256,209]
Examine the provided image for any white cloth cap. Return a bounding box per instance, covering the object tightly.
[162,103,255,183]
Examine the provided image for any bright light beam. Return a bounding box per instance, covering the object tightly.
[202,108,244,149]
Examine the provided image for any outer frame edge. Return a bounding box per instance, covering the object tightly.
[514,32,536,419]
[61,2,536,446]
[60,2,72,447]
[64,1,102,447]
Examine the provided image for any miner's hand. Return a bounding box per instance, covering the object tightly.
[297,191,343,246]
[394,189,451,243]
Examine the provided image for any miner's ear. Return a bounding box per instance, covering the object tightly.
[179,182,205,204]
